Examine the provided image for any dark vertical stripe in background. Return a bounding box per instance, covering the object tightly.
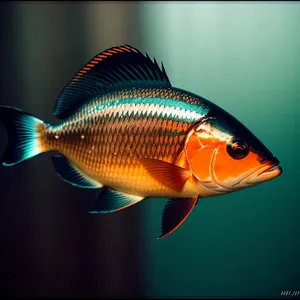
[0,2,145,297]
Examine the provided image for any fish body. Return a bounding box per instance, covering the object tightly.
[43,87,218,199]
[0,45,282,239]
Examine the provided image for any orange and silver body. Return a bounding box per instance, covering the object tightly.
[41,87,218,199]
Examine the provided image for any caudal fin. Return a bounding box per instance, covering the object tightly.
[0,105,46,166]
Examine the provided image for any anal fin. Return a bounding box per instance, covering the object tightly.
[51,155,102,189]
[158,195,199,239]
[88,187,145,214]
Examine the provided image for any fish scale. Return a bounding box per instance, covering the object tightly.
[41,87,204,196]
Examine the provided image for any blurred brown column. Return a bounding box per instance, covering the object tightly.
[82,2,145,298]
[0,2,145,297]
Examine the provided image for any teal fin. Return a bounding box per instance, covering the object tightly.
[88,187,145,214]
[0,105,45,166]
[51,155,102,189]
[53,44,171,120]
[157,195,199,239]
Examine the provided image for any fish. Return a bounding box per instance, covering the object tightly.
[0,44,282,239]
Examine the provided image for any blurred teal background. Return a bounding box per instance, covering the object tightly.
[0,1,299,298]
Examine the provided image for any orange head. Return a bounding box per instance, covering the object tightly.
[185,114,282,194]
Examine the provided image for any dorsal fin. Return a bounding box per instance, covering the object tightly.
[53,45,171,120]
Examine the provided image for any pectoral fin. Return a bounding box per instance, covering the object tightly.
[88,187,145,214]
[139,158,191,192]
[158,195,199,239]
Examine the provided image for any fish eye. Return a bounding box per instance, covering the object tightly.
[227,137,249,160]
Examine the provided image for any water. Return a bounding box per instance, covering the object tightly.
[0,2,299,298]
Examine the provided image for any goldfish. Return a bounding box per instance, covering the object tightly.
[0,45,282,239]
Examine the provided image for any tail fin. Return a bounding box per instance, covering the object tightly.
[0,105,46,166]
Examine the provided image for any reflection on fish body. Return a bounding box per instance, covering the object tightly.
[0,45,282,239]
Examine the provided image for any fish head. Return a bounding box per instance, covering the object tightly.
[184,112,282,193]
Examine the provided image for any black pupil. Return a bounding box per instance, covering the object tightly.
[234,147,243,155]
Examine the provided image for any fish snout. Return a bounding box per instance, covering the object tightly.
[256,155,282,182]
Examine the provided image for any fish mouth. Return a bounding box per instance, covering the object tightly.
[254,161,283,183]
[233,160,282,189]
